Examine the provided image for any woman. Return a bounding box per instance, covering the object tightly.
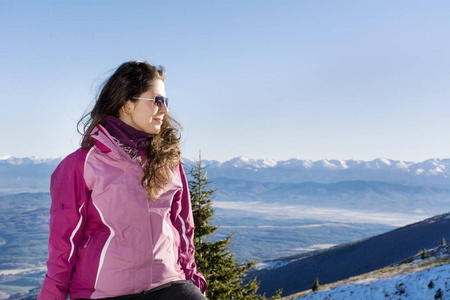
[38,61,207,300]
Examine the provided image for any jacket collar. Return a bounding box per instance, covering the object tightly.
[100,116,151,152]
[91,125,143,163]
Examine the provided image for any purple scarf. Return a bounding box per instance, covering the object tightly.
[100,115,151,152]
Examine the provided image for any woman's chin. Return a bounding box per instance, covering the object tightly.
[145,127,161,135]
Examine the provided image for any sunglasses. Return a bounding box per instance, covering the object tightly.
[132,95,169,109]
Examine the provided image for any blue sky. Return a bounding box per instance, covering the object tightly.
[1,1,449,162]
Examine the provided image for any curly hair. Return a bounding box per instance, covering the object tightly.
[78,61,181,199]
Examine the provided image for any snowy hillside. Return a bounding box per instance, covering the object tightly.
[293,264,449,299]
[254,213,450,297]
[287,245,450,300]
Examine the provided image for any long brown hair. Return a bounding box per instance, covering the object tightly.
[78,61,181,199]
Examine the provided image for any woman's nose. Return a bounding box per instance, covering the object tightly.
[159,103,169,114]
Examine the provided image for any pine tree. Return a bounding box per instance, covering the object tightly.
[189,156,282,300]
[420,248,429,259]
[312,277,320,292]
[441,237,446,247]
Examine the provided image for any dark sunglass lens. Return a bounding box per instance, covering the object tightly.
[155,96,168,108]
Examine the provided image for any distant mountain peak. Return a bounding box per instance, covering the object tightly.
[221,156,278,169]
[0,156,62,165]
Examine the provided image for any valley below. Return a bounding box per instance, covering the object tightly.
[1,156,450,298]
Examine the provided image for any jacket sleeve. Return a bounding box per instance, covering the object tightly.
[38,149,91,300]
[171,164,207,294]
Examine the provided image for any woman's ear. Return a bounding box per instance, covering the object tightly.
[119,100,134,120]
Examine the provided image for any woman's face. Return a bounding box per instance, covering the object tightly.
[120,79,168,134]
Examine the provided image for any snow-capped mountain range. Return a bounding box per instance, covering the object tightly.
[2,155,448,176]
[186,156,450,187]
[0,155,61,165]
[3,155,448,173]
[1,155,450,195]
[185,156,448,173]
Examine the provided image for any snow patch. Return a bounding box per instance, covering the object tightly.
[262,159,277,167]
[322,160,338,170]
[395,161,410,170]
[254,259,295,270]
[429,167,444,175]
[337,160,349,169]
[302,160,313,169]
[293,244,337,252]
[313,160,349,170]
[295,264,450,300]
[0,291,10,300]
[376,158,392,166]
[0,266,47,276]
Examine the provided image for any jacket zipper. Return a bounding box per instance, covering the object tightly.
[84,235,93,248]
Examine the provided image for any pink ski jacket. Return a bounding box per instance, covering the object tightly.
[38,125,206,299]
